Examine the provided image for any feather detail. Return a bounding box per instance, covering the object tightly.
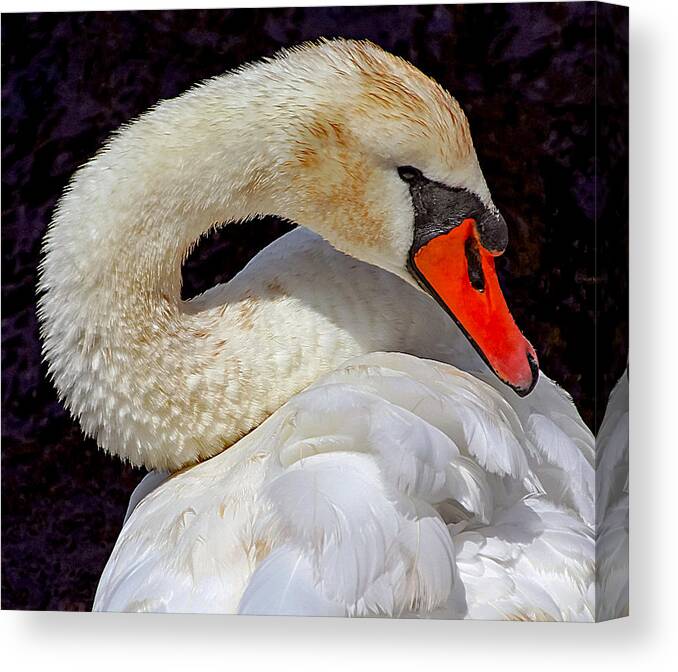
[595,371,629,620]
[95,353,594,620]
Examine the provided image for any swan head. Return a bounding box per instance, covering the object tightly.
[277,40,538,395]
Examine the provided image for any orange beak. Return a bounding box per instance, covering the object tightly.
[411,218,538,396]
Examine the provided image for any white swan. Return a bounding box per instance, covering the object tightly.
[38,39,595,619]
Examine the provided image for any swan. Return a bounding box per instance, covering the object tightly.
[38,39,595,619]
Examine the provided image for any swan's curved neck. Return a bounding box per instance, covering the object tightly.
[38,46,459,471]
[39,74,326,470]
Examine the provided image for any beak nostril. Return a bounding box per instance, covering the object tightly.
[464,236,485,292]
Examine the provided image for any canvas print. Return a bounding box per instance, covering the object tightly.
[1,3,628,620]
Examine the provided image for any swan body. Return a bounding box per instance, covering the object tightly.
[38,39,597,619]
[595,371,629,620]
[93,233,595,619]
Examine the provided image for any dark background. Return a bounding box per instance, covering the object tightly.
[1,3,628,611]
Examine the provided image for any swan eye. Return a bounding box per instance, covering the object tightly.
[398,166,423,183]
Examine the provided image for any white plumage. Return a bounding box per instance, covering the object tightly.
[595,371,629,620]
[94,299,596,619]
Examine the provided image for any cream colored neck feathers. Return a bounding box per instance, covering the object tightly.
[38,39,490,470]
